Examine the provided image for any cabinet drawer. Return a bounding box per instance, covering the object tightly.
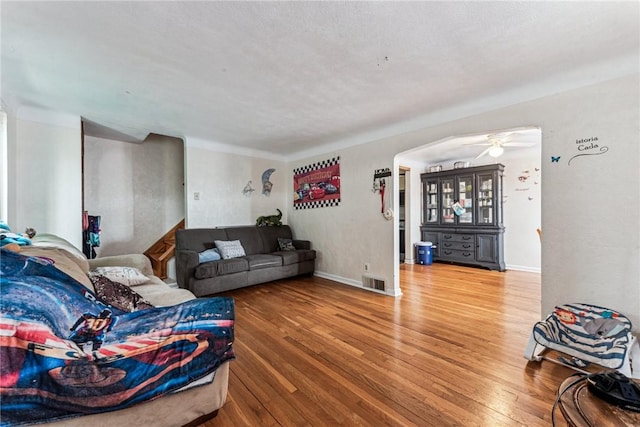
[439,248,475,261]
[441,233,475,243]
[440,240,474,251]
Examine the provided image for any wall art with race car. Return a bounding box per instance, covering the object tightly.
[293,157,341,209]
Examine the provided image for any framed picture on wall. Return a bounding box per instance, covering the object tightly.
[293,157,340,209]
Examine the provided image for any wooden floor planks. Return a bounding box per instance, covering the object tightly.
[205,263,574,426]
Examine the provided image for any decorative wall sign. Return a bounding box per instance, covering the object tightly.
[514,167,540,201]
[372,168,392,214]
[293,157,341,209]
[568,137,609,165]
[242,181,255,197]
[261,169,276,196]
[372,168,391,193]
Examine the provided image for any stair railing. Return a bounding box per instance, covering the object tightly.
[144,219,185,279]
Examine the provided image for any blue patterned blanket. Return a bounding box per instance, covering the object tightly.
[0,249,234,426]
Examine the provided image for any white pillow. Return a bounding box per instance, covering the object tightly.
[90,266,149,287]
[214,240,246,259]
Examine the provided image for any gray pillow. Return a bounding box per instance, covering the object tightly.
[277,237,296,251]
[214,240,246,259]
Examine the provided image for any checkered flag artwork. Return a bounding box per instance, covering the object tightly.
[295,198,340,210]
[293,157,340,176]
[293,157,341,210]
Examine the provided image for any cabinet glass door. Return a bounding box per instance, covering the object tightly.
[477,173,494,225]
[441,178,455,223]
[425,179,438,223]
[456,175,473,224]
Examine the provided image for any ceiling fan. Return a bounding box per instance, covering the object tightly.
[470,132,537,159]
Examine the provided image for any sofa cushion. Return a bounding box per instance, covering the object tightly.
[88,254,156,278]
[273,249,317,266]
[258,225,294,253]
[138,287,195,307]
[176,228,229,253]
[224,227,264,255]
[245,254,283,270]
[194,262,218,279]
[195,258,249,279]
[214,240,246,259]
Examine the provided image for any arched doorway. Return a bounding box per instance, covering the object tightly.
[393,126,542,293]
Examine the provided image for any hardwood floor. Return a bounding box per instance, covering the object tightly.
[203,263,574,426]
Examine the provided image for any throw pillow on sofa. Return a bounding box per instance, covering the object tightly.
[90,266,149,286]
[277,237,296,251]
[90,274,155,312]
[214,240,246,259]
[199,248,221,263]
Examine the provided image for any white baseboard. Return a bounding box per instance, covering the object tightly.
[506,264,541,273]
[314,271,401,296]
[314,271,361,287]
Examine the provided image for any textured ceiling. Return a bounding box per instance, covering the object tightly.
[2,2,638,159]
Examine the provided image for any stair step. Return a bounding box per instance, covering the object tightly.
[144,219,184,279]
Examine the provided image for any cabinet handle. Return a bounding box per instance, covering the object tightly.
[444,243,453,247]
[444,250,452,255]
[463,252,472,257]
[462,236,472,240]
[463,244,472,249]
[444,235,452,239]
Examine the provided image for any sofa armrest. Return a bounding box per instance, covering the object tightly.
[175,250,199,290]
[88,254,155,277]
[292,240,311,250]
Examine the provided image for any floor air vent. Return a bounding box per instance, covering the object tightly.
[362,275,386,292]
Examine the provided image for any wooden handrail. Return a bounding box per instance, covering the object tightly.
[144,219,185,279]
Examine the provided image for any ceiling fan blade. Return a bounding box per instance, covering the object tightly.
[475,146,493,159]
[464,129,539,152]
[463,135,493,146]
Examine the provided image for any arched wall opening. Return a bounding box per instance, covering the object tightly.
[393,126,542,294]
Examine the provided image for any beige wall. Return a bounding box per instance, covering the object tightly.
[500,147,542,271]
[5,74,638,329]
[289,74,640,328]
[184,138,287,229]
[83,134,185,256]
[7,107,82,248]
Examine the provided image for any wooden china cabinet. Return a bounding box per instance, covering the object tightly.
[420,164,505,271]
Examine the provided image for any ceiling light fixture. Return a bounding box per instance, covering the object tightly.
[488,145,504,158]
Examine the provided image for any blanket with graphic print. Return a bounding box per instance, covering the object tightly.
[0,249,234,426]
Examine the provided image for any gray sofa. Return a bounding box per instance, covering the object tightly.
[175,225,316,296]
